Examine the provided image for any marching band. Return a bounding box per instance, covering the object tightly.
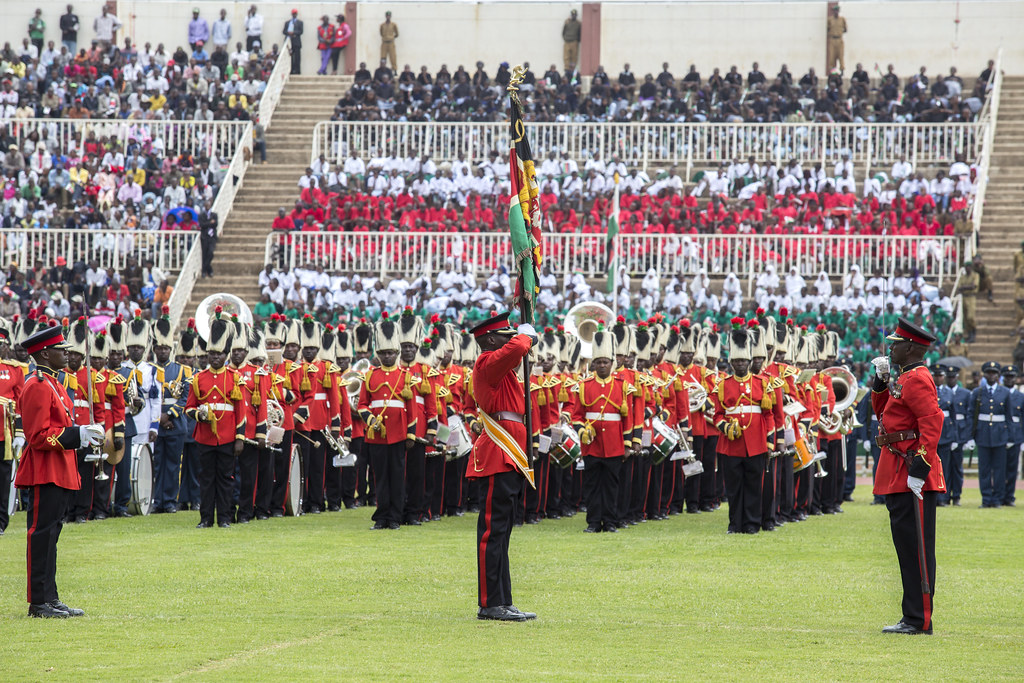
[0,295,1013,547]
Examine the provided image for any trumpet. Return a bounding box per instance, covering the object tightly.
[322,428,349,459]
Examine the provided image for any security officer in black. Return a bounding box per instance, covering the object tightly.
[944,365,972,505]
[1002,365,1023,507]
[933,364,960,507]
[199,200,219,278]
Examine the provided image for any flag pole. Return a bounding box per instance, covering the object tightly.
[507,67,535,467]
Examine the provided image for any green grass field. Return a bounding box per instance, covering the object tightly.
[0,487,1021,681]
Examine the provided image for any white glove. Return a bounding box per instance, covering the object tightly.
[951,442,959,450]
[862,440,871,452]
[907,475,925,500]
[517,323,537,338]
[79,424,105,447]
[12,435,25,453]
[965,439,975,450]
[871,356,890,376]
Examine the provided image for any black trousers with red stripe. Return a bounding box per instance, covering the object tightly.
[476,470,523,608]
[25,484,72,605]
[886,491,937,630]
[724,453,764,533]
[67,449,94,520]
[236,442,259,521]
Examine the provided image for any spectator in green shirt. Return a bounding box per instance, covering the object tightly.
[29,9,45,53]
[253,293,276,320]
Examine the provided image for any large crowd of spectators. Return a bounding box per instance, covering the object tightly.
[331,59,995,124]
[0,6,280,122]
[272,149,976,260]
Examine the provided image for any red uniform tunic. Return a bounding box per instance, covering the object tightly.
[402,361,438,440]
[571,375,633,458]
[233,362,270,440]
[816,372,841,444]
[0,361,25,452]
[712,373,784,458]
[14,368,81,490]
[871,365,945,495]
[615,367,646,446]
[184,367,246,446]
[468,334,531,479]
[295,360,341,434]
[272,360,303,431]
[358,366,417,445]
[98,368,127,440]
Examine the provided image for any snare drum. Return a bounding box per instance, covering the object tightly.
[447,416,473,458]
[284,444,303,516]
[127,443,154,516]
[550,424,581,468]
[650,418,680,465]
[792,438,816,472]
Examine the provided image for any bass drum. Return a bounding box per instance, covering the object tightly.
[7,457,18,517]
[127,443,154,516]
[284,443,303,516]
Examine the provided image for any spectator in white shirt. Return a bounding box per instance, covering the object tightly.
[244,5,263,51]
[834,171,855,194]
[562,171,583,201]
[343,153,366,179]
[891,155,913,182]
[833,153,853,178]
[298,168,318,190]
[582,170,605,201]
[211,9,232,49]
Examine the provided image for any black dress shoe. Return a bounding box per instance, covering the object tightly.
[256,514,270,521]
[371,522,387,530]
[114,509,133,518]
[882,620,932,635]
[762,523,776,531]
[387,522,401,530]
[454,510,465,517]
[49,600,84,616]
[196,521,212,529]
[309,506,322,514]
[743,526,760,534]
[504,605,537,620]
[602,524,618,533]
[547,512,560,520]
[237,517,251,524]
[843,494,854,502]
[29,603,69,618]
[477,605,527,622]
[1004,501,1016,507]
[431,514,441,522]
[271,511,284,518]
[583,525,601,533]
[74,516,88,524]
[404,519,422,526]
[686,507,701,514]
[93,512,108,521]
[952,498,961,506]
[327,504,342,512]
[163,506,177,514]
[218,522,231,528]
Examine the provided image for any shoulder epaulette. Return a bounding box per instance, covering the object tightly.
[108,373,127,385]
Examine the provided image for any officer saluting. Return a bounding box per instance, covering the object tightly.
[15,325,105,617]
[871,318,944,635]
[466,312,537,622]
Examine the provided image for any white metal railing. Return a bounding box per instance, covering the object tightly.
[312,120,985,177]
[167,122,253,328]
[967,47,1003,259]
[257,37,293,131]
[0,119,249,162]
[265,231,962,288]
[0,229,196,272]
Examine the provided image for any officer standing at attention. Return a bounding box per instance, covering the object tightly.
[379,11,399,71]
[15,325,105,617]
[466,312,538,622]
[871,318,944,635]
[969,361,1011,508]
[1001,365,1022,507]
[944,365,971,505]
[562,9,581,72]
[932,365,960,507]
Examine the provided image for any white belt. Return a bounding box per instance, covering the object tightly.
[585,412,621,422]
[313,392,328,400]
[162,399,178,405]
[726,406,762,415]
[208,403,234,412]
[941,410,949,417]
[370,400,405,409]
[978,414,1005,422]
[74,399,90,408]
[415,395,425,405]
[1014,417,1021,423]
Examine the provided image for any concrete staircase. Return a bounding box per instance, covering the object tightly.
[970,75,1024,363]
[181,75,352,321]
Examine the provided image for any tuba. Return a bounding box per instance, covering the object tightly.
[563,302,614,359]
[195,293,253,342]
[820,366,860,435]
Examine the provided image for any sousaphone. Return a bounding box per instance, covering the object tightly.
[195,293,253,341]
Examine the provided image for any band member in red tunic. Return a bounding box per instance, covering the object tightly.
[712,320,784,534]
[0,325,26,534]
[871,318,944,635]
[466,312,537,622]
[15,325,104,618]
[572,329,634,533]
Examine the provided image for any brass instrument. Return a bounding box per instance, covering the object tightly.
[342,358,371,410]
[194,293,253,342]
[125,372,142,416]
[267,399,284,429]
[685,381,708,413]
[563,302,614,359]
[322,428,353,466]
[819,366,860,435]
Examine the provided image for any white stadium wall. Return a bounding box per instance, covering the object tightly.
[1,1,1022,77]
